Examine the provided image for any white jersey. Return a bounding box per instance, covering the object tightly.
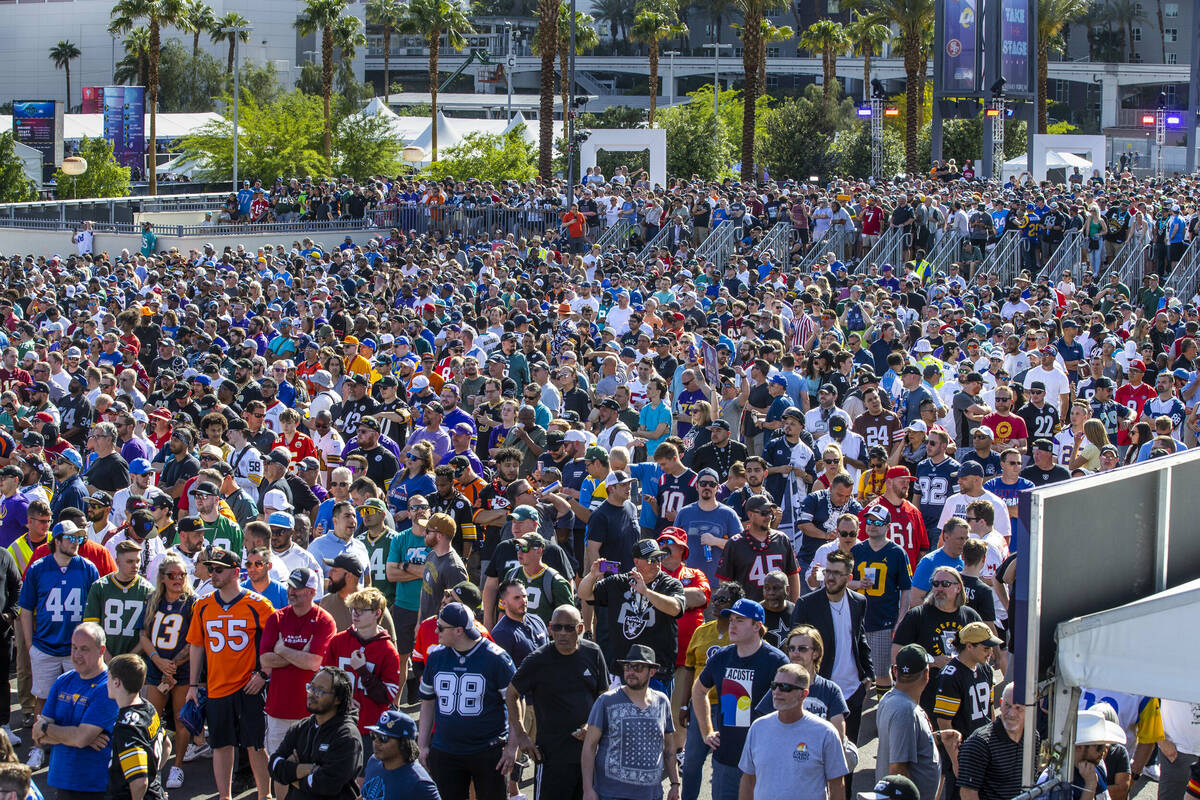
[936,489,1012,541]
[230,443,265,496]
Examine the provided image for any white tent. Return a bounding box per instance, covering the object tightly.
[361,97,399,118]
[410,111,462,155]
[1002,149,1092,181]
[503,110,529,135]
[1056,577,1200,704]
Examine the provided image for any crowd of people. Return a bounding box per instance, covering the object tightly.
[2,164,1199,800]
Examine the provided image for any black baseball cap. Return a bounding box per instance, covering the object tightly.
[860,775,920,800]
[895,643,933,676]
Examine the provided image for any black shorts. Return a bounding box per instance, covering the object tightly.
[146,661,190,688]
[207,689,266,749]
[393,606,418,654]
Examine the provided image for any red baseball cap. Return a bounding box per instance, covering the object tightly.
[1129,359,1147,372]
[885,466,915,481]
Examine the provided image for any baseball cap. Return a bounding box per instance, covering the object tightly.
[515,531,546,549]
[507,505,541,522]
[324,552,365,577]
[958,621,1003,647]
[894,643,934,676]
[87,490,113,507]
[905,420,928,433]
[885,466,915,481]
[972,426,994,440]
[656,527,688,557]
[769,375,788,388]
[900,365,922,377]
[438,602,481,640]
[128,458,152,476]
[956,460,985,478]
[51,520,81,539]
[367,710,418,741]
[267,511,295,529]
[603,470,634,488]
[1033,438,1054,453]
[865,505,891,526]
[632,538,668,560]
[449,580,483,608]
[1128,359,1147,372]
[263,489,293,512]
[192,480,219,497]
[287,568,319,591]
[860,775,920,800]
[744,495,778,515]
[564,429,588,443]
[202,548,240,569]
[56,448,83,469]
[719,598,766,623]
[709,419,731,432]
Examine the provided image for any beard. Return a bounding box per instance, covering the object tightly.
[327,576,347,594]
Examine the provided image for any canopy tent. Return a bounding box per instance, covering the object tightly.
[360,96,399,118]
[410,111,463,155]
[1002,149,1092,181]
[1056,577,1200,704]
[155,153,209,179]
[503,111,529,135]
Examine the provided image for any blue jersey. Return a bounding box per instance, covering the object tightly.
[797,490,864,564]
[18,555,100,656]
[698,642,788,766]
[627,461,663,530]
[850,540,914,631]
[43,669,119,792]
[419,638,515,755]
[911,547,965,592]
[914,457,960,534]
[362,758,440,800]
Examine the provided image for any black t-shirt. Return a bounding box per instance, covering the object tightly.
[590,570,685,677]
[510,639,607,757]
[86,452,131,493]
[960,574,996,622]
[584,501,641,571]
[360,445,400,492]
[161,454,200,492]
[1019,463,1071,486]
[333,396,379,437]
[933,656,995,735]
[715,531,800,602]
[561,386,591,421]
[892,602,983,713]
[763,600,795,647]
[56,394,93,446]
[1016,403,1059,455]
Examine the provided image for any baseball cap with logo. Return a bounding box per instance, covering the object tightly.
[438,602,481,640]
[719,598,766,623]
[287,568,320,591]
[367,710,419,741]
[895,643,934,676]
[859,775,920,800]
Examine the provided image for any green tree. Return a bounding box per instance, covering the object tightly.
[366,0,404,97]
[593,0,635,51]
[113,27,151,87]
[109,0,184,196]
[421,128,538,183]
[156,39,224,112]
[758,84,857,180]
[334,113,402,177]
[800,20,849,103]
[295,0,353,163]
[556,9,599,125]
[397,0,474,163]
[657,85,738,178]
[846,14,890,101]
[735,0,765,180]
[1037,0,1091,132]
[49,41,82,112]
[578,105,646,128]
[760,21,795,88]
[631,2,688,126]
[240,60,284,107]
[211,11,252,73]
[535,0,560,177]
[828,123,904,177]
[53,137,131,199]
[178,0,214,57]
[0,133,37,203]
[179,91,328,180]
[859,0,935,173]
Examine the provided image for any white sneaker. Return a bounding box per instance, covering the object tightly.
[25,748,44,770]
[183,742,212,762]
[1143,764,1161,782]
[165,765,185,789]
[1,725,20,747]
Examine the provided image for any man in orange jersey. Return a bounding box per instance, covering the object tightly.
[185,548,276,800]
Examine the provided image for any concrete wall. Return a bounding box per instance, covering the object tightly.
[0,226,384,259]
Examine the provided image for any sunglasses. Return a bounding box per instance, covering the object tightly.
[930,579,957,588]
[61,534,86,545]
[370,733,396,743]
[787,644,814,653]
[697,481,718,488]
[549,623,577,632]
[838,530,858,537]
[209,565,233,574]
[164,572,186,580]
[770,682,804,692]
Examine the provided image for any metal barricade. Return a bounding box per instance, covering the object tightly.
[695,220,735,270]
[637,218,676,262]
[973,231,1019,287]
[1114,227,1153,288]
[1036,230,1085,284]
[795,227,847,273]
[926,230,964,276]
[754,222,793,268]
[595,219,633,251]
[854,226,904,275]
[1169,237,1200,301]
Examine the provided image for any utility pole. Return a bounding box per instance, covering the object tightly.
[665,50,679,107]
[222,23,254,192]
[566,0,578,208]
[505,22,515,122]
[702,42,732,122]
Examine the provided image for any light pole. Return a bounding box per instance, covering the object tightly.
[222,23,254,192]
[566,0,579,208]
[505,23,515,122]
[664,50,679,107]
[701,42,732,122]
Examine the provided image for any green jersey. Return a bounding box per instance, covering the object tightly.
[83,574,154,656]
[504,564,574,625]
[357,529,398,606]
[202,516,244,555]
[386,529,430,611]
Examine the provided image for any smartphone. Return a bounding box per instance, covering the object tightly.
[597,560,620,575]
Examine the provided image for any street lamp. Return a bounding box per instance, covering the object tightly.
[664,50,680,107]
[701,42,732,122]
[222,23,254,192]
[505,23,515,122]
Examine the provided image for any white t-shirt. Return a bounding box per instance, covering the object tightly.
[826,593,861,699]
[937,490,1012,541]
[1024,366,1070,402]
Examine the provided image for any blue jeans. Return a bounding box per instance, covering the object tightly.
[711,758,742,800]
[681,706,715,800]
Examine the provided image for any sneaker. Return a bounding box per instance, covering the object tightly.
[1,725,20,747]
[25,748,44,770]
[1143,764,1161,782]
[183,742,212,762]
[165,766,185,789]
[21,713,34,730]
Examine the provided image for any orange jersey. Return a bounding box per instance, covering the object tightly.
[186,589,275,699]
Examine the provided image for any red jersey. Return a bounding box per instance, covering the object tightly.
[275,433,319,465]
[296,359,322,395]
[410,616,493,665]
[1115,382,1157,445]
[0,368,31,394]
[26,539,115,578]
[858,496,929,570]
[861,206,886,236]
[260,604,337,719]
[322,628,402,734]
[663,563,710,666]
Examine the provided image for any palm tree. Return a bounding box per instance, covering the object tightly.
[846,13,890,100]
[366,0,404,97]
[296,0,352,162]
[1103,0,1140,61]
[534,8,600,127]
[859,0,934,172]
[110,0,184,196]
[49,41,82,112]
[113,27,151,86]
[211,11,252,73]
[535,0,560,178]
[754,20,794,88]
[178,0,214,58]
[631,6,687,125]
[800,19,849,102]
[398,0,474,162]
[594,0,636,51]
[705,0,736,46]
[735,0,764,181]
[1037,0,1092,132]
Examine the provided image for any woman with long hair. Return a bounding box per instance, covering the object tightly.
[322,350,347,396]
[1086,204,1108,273]
[680,400,714,462]
[815,444,845,491]
[386,440,437,530]
[138,554,198,789]
[1068,418,1109,471]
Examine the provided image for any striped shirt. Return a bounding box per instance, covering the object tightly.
[957,716,1037,800]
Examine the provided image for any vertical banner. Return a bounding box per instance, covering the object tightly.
[121,86,146,175]
[103,86,125,163]
[12,101,63,167]
[81,87,103,114]
[1000,0,1032,96]
[941,0,979,94]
